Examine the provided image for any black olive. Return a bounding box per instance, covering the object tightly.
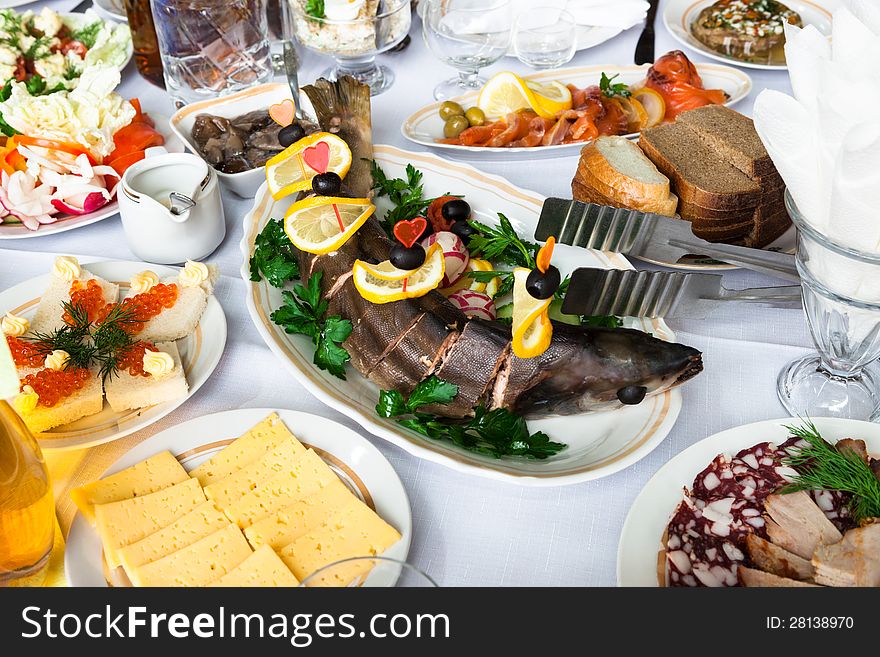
[278,123,305,148]
[525,265,561,300]
[450,219,475,242]
[617,385,647,405]
[312,172,343,196]
[441,198,470,223]
[389,244,427,270]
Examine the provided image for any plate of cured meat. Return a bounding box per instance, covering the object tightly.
[618,418,880,587]
[1,258,226,450]
[240,77,704,486]
[401,51,752,160]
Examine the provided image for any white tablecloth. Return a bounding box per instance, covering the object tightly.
[1,0,819,586]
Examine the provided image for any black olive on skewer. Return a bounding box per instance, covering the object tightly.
[278,123,305,147]
[617,385,647,405]
[526,265,561,300]
[312,172,343,196]
[441,198,471,223]
[390,243,427,270]
[450,219,475,242]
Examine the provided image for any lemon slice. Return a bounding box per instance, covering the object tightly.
[283,196,373,254]
[353,243,445,304]
[632,88,666,128]
[477,72,572,120]
[265,132,352,200]
[511,268,553,359]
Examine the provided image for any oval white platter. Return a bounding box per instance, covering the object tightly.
[65,408,412,587]
[240,144,688,486]
[663,0,835,71]
[0,110,183,240]
[401,62,752,161]
[617,417,880,587]
[0,259,226,451]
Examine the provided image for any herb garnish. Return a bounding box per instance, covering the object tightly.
[468,213,539,269]
[377,376,566,459]
[72,21,103,49]
[305,0,325,20]
[599,72,631,99]
[24,74,66,97]
[270,271,353,379]
[250,218,300,288]
[371,161,436,237]
[781,420,880,524]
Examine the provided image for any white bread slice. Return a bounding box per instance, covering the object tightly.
[581,136,671,203]
[127,265,218,343]
[104,341,189,412]
[31,270,119,335]
[575,165,679,216]
[16,366,104,434]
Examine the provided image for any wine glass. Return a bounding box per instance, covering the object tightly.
[422,0,513,101]
[298,556,438,587]
[513,6,576,69]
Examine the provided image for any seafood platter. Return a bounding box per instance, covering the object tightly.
[619,418,880,587]
[402,51,753,160]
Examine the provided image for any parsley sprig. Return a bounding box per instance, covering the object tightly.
[249,219,300,288]
[305,0,325,19]
[270,272,353,379]
[468,213,539,269]
[781,420,880,524]
[377,376,566,459]
[599,72,631,99]
[371,161,437,237]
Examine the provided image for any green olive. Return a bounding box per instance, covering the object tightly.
[443,115,470,139]
[438,101,465,121]
[464,107,486,127]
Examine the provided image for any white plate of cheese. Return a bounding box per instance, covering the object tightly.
[65,408,413,587]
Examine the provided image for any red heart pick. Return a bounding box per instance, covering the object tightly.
[302,141,330,174]
[393,217,427,249]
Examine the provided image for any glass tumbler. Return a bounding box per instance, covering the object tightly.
[151,0,274,107]
[777,190,880,421]
[513,6,576,69]
[298,556,438,587]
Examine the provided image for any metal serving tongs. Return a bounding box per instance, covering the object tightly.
[562,268,801,320]
[536,198,800,282]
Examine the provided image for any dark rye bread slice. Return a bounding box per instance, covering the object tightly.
[676,105,777,178]
[639,124,762,211]
[692,218,753,242]
[733,210,793,248]
[681,194,786,223]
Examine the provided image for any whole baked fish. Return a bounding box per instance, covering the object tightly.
[299,77,703,419]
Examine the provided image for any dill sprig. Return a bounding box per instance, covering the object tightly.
[782,420,880,523]
[91,304,141,382]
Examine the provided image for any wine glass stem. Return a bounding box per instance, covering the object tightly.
[458,70,479,88]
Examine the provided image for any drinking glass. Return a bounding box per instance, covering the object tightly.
[298,556,438,587]
[777,190,880,421]
[422,0,513,101]
[123,0,164,87]
[513,6,576,69]
[290,0,411,96]
[151,0,274,108]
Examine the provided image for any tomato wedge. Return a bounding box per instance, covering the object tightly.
[105,98,165,175]
[15,135,95,163]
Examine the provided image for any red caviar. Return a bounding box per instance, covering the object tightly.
[21,368,91,408]
[65,279,112,325]
[6,336,45,369]
[113,283,178,334]
[117,342,158,377]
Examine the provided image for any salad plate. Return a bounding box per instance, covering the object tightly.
[92,0,129,23]
[401,63,752,161]
[0,259,226,451]
[663,0,835,71]
[616,417,880,587]
[0,111,185,240]
[241,144,685,487]
[65,407,412,587]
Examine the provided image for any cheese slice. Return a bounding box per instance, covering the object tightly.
[129,524,253,587]
[71,451,189,526]
[278,498,401,586]
[206,545,299,587]
[117,501,230,576]
[94,478,206,569]
[204,437,307,508]
[190,413,302,487]
[244,479,354,550]
[224,449,339,528]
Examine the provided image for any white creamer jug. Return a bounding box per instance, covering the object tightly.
[119,149,226,264]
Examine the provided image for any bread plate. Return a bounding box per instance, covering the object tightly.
[616,417,880,586]
[663,0,834,71]
[401,63,752,161]
[240,144,684,487]
[0,259,226,451]
[0,112,185,240]
[65,408,412,587]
